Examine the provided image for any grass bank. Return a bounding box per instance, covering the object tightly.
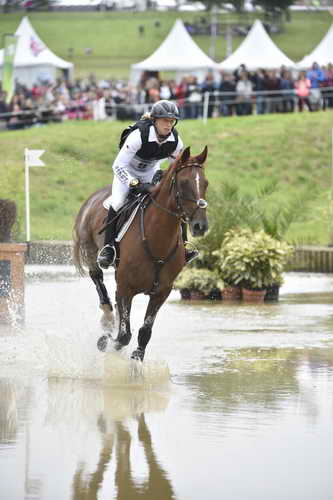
[1,111,332,244]
[0,11,332,78]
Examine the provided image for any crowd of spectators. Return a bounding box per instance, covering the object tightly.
[0,61,332,130]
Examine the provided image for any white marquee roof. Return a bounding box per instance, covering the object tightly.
[0,16,73,69]
[297,23,333,68]
[219,19,295,71]
[131,19,218,75]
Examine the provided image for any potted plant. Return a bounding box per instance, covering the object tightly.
[214,229,294,303]
[174,268,224,301]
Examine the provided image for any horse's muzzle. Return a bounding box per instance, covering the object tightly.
[190,219,208,237]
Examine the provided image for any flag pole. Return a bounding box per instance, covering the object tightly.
[24,148,31,242]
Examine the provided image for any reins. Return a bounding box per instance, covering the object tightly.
[141,161,208,295]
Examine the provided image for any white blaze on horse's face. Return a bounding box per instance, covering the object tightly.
[195,171,200,199]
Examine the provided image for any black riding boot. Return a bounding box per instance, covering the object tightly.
[97,207,118,269]
[181,222,199,264]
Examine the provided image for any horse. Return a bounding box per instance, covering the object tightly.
[73,146,209,361]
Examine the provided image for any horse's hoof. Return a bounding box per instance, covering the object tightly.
[97,334,111,352]
[131,348,145,362]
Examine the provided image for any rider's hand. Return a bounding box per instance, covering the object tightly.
[129,179,151,195]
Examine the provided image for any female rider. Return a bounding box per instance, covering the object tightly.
[97,99,198,269]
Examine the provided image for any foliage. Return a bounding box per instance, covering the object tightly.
[254,0,295,14]
[214,228,294,289]
[193,180,308,269]
[174,268,224,294]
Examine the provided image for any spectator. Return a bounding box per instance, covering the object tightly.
[236,71,253,116]
[307,62,325,111]
[264,70,281,113]
[201,73,217,118]
[251,69,267,115]
[186,76,202,119]
[295,71,312,112]
[280,70,295,113]
[219,73,236,117]
[321,63,333,110]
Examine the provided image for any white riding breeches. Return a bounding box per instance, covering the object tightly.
[103,166,160,211]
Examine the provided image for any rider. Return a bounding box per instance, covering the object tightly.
[97,99,199,269]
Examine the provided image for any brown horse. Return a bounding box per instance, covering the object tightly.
[73,146,209,361]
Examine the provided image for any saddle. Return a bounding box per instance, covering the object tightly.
[114,169,164,238]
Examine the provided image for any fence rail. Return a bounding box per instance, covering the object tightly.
[289,246,333,273]
[1,86,333,129]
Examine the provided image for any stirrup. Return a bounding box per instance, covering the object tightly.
[185,249,199,264]
[97,244,116,269]
[184,241,199,264]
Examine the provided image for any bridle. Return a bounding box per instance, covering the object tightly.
[149,163,208,222]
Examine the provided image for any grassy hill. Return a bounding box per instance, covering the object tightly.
[0,10,332,78]
[1,111,332,244]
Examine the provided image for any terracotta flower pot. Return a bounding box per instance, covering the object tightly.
[242,288,266,303]
[222,285,242,301]
[264,284,280,302]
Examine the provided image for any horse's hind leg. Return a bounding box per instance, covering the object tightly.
[89,267,114,329]
[131,288,171,362]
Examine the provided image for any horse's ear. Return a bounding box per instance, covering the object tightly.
[179,147,191,164]
[196,146,208,165]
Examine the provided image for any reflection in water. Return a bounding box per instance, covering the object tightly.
[73,414,175,500]
[0,379,18,444]
[0,377,173,500]
[186,347,301,412]
[185,346,333,428]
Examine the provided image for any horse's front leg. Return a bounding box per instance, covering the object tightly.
[114,293,133,350]
[131,288,171,362]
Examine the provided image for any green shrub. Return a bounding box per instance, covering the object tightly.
[214,228,294,290]
[174,268,224,295]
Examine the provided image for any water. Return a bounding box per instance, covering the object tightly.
[0,269,333,500]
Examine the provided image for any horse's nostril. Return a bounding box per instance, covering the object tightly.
[194,223,201,233]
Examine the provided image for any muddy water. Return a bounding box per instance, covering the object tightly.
[0,270,333,500]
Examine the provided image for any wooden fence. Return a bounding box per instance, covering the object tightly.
[288,246,333,273]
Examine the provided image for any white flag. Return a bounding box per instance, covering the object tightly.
[25,148,45,167]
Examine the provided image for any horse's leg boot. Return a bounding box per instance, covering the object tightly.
[97,207,118,269]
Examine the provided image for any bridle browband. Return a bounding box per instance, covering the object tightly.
[149,162,208,222]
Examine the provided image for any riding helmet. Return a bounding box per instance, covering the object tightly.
[150,100,180,120]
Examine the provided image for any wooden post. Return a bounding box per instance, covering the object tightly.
[0,243,27,323]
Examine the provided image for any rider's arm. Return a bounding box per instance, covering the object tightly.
[168,135,184,164]
[112,129,142,185]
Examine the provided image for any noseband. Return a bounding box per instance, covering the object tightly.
[150,163,208,222]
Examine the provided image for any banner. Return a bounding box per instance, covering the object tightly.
[2,34,18,105]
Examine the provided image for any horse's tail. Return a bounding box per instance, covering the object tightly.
[72,221,88,276]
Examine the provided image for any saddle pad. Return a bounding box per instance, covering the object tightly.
[115,195,148,243]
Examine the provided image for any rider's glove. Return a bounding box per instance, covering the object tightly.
[129,178,151,195]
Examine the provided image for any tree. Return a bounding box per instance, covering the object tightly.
[254,0,295,15]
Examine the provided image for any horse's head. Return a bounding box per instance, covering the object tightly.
[172,146,209,237]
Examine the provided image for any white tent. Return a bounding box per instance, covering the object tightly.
[297,23,333,68]
[131,19,219,84]
[219,19,295,71]
[0,17,73,87]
